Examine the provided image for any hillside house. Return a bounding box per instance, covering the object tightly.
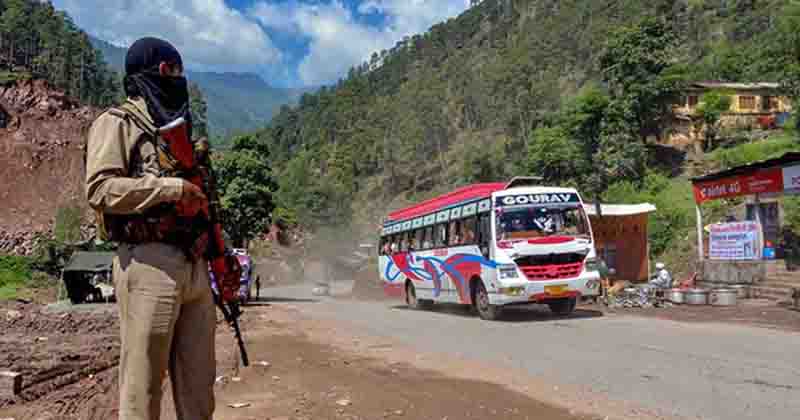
[665,82,793,147]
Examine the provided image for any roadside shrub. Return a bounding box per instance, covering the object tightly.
[786,195,800,234]
[710,134,799,169]
[603,171,693,257]
[0,254,32,299]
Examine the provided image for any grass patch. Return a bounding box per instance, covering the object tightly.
[0,254,32,300]
[0,71,32,85]
[709,131,799,169]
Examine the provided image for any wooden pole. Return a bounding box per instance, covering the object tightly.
[696,204,704,261]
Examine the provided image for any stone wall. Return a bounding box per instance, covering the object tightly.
[700,260,767,285]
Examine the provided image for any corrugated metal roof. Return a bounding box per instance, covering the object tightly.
[583,203,657,216]
[63,252,115,273]
[690,82,780,90]
[691,152,800,183]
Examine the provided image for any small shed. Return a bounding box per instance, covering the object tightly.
[61,251,115,304]
[584,203,658,283]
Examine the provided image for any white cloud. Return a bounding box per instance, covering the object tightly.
[250,0,470,86]
[54,0,282,71]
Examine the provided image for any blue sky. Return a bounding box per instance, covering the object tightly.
[52,0,472,88]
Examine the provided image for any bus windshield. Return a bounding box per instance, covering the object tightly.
[496,205,590,240]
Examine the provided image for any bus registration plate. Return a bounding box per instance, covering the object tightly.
[545,285,568,296]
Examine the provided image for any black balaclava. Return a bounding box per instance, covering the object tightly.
[123,37,191,130]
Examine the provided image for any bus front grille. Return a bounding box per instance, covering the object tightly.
[515,253,585,281]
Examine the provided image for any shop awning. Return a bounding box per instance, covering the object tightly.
[690,152,800,203]
[583,203,657,216]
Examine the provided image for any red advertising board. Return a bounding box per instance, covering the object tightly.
[693,168,784,204]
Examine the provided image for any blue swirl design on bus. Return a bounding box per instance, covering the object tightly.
[384,252,498,301]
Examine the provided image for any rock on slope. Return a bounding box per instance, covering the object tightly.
[0,79,100,254]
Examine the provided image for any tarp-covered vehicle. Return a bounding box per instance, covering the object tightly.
[61,251,116,304]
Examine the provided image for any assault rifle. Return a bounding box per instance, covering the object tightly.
[212,288,250,366]
[193,136,250,368]
[158,115,250,368]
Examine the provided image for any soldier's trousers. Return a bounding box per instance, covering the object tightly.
[113,242,217,420]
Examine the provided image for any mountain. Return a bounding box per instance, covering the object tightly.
[246,0,796,231]
[89,36,312,138]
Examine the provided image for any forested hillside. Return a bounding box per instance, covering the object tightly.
[0,0,119,106]
[241,0,800,239]
[90,37,312,139]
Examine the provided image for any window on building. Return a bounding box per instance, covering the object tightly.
[739,95,756,110]
[762,96,777,111]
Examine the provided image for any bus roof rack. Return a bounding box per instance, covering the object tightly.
[505,176,544,189]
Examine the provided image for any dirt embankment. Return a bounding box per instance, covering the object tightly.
[0,302,120,420]
[0,79,100,254]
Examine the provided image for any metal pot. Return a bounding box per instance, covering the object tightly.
[667,288,686,304]
[686,288,709,305]
[710,289,738,306]
[730,285,751,299]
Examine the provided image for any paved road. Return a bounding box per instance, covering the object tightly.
[261,283,800,420]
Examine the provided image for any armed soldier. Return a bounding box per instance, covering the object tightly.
[85,37,240,420]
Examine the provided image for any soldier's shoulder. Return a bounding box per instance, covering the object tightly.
[90,106,127,128]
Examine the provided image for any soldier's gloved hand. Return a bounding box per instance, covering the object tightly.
[178,180,209,217]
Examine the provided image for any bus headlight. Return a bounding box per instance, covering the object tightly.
[584,258,598,272]
[498,264,519,279]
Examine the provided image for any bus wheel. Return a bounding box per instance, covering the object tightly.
[548,297,577,316]
[474,281,503,321]
[406,282,433,310]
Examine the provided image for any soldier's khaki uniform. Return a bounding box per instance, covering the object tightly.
[85,98,216,420]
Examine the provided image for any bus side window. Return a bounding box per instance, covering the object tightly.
[478,213,490,246]
[449,220,462,246]
[414,229,424,250]
[380,237,388,255]
[423,226,433,249]
[400,232,408,252]
[435,223,447,248]
[463,217,477,244]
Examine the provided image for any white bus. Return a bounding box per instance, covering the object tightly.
[378,178,601,320]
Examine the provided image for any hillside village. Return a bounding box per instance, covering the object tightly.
[1,1,800,420]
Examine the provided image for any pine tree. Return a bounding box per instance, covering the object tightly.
[189,82,209,139]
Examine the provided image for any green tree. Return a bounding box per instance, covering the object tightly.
[189,82,209,139]
[522,126,583,185]
[600,16,686,143]
[694,90,733,152]
[214,143,276,246]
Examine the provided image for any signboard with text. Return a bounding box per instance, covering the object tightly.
[784,165,800,195]
[709,222,761,261]
[693,168,784,204]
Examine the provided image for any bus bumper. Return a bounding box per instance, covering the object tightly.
[490,273,601,306]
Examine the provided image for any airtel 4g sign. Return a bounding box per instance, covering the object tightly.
[496,193,580,207]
